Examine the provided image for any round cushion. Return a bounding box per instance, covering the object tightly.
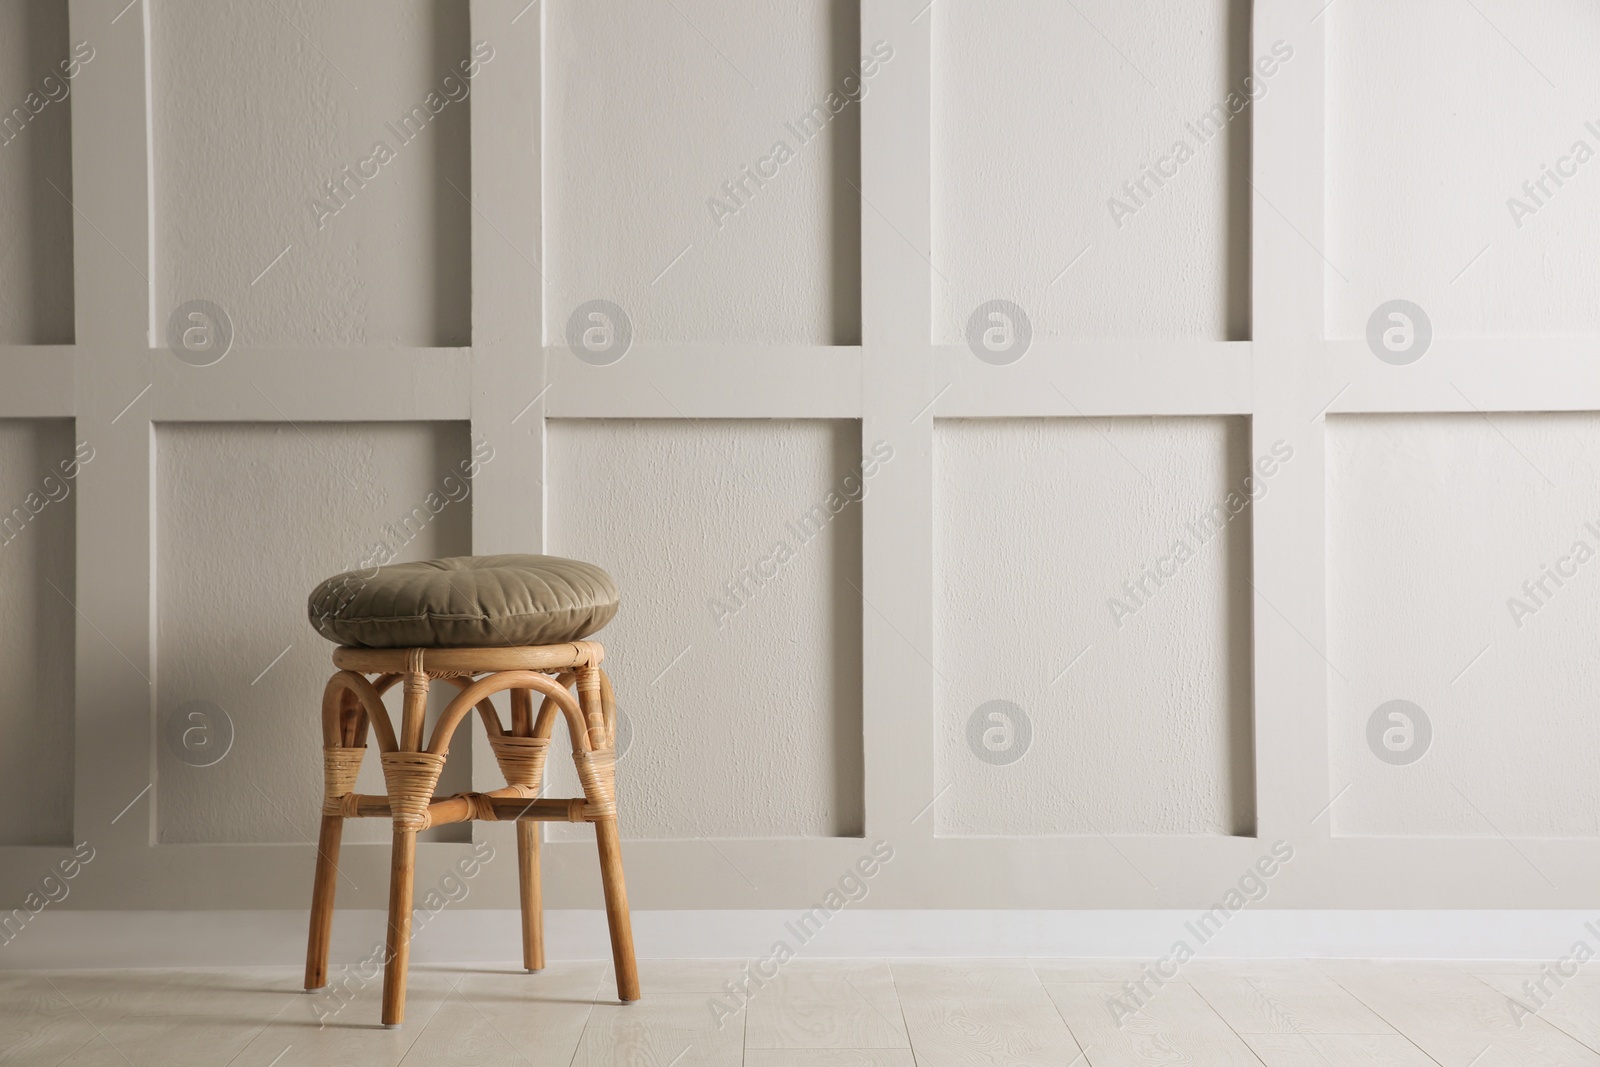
[307,554,618,649]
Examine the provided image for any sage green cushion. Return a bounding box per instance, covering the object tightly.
[307,554,618,649]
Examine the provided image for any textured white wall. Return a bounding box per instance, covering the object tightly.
[934,418,1255,835]
[933,0,1251,343]
[1327,0,1600,337]
[151,0,471,347]
[546,419,864,838]
[1328,414,1600,836]
[155,423,472,844]
[0,0,74,344]
[545,0,861,344]
[10,0,1600,920]
[0,420,75,845]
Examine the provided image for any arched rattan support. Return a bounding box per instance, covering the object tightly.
[510,688,533,735]
[576,667,607,751]
[425,670,587,756]
[572,666,616,819]
[321,670,398,753]
[599,668,618,743]
[533,671,578,741]
[328,687,367,748]
[439,675,505,737]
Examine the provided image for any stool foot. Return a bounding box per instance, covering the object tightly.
[594,818,639,1002]
[303,985,329,994]
[381,829,418,1028]
[304,813,345,992]
[517,820,545,972]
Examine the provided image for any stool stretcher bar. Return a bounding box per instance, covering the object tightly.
[335,792,596,826]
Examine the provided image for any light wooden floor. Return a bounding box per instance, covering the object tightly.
[4,957,1595,1066]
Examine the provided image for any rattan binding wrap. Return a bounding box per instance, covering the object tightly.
[320,745,366,816]
[490,734,551,792]
[379,750,447,832]
[573,747,617,821]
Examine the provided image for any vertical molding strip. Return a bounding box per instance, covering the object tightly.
[466,0,546,805]
[860,0,935,843]
[1251,0,1329,844]
[69,0,158,848]
[468,0,545,557]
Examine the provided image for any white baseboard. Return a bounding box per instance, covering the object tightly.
[1,909,1590,970]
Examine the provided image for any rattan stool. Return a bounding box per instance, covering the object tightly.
[302,641,638,1025]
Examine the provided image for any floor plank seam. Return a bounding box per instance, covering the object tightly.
[883,960,920,1067]
[1462,966,1600,1062]
[1316,967,1449,1067]
[563,966,610,1067]
[219,991,303,1067]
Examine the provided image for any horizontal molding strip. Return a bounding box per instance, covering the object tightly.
[933,340,1253,417]
[1325,337,1600,414]
[545,344,864,418]
[16,338,1600,423]
[146,347,475,421]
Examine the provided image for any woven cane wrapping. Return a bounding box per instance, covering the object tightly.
[573,747,617,821]
[379,750,446,832]
[320,746,367,816]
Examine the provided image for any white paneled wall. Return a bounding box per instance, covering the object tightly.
[546,419,863,839]
[1326,0,1600,338]
[545,0,860,344]
[935,418,1253,836]
[0,420,76,845]
[0,0,1598,923]
[151,0,471,347]
[0,0,74,343]
[154,423,472,844]
[934,0,1250,342]
[1328,414,1600,837]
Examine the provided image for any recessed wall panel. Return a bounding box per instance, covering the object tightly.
[0,0,74,344]
[934,417,1255,836]
[0,419,75,845]
[545,0,861,345]
[1328,0,1600,337]
[1328,414,1600,836]
[151,0,471,347]
[546,419,864,839]
[933,0,1252,343]
[155,422,472,844]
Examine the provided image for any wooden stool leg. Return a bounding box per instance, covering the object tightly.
[381,829,417,1027]
[594,817,639,1001]
[572,662,637,1002]
[517,819,544,972]
[304,813,344,991]
[307,686,367,995]
[381,654,433,1029]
